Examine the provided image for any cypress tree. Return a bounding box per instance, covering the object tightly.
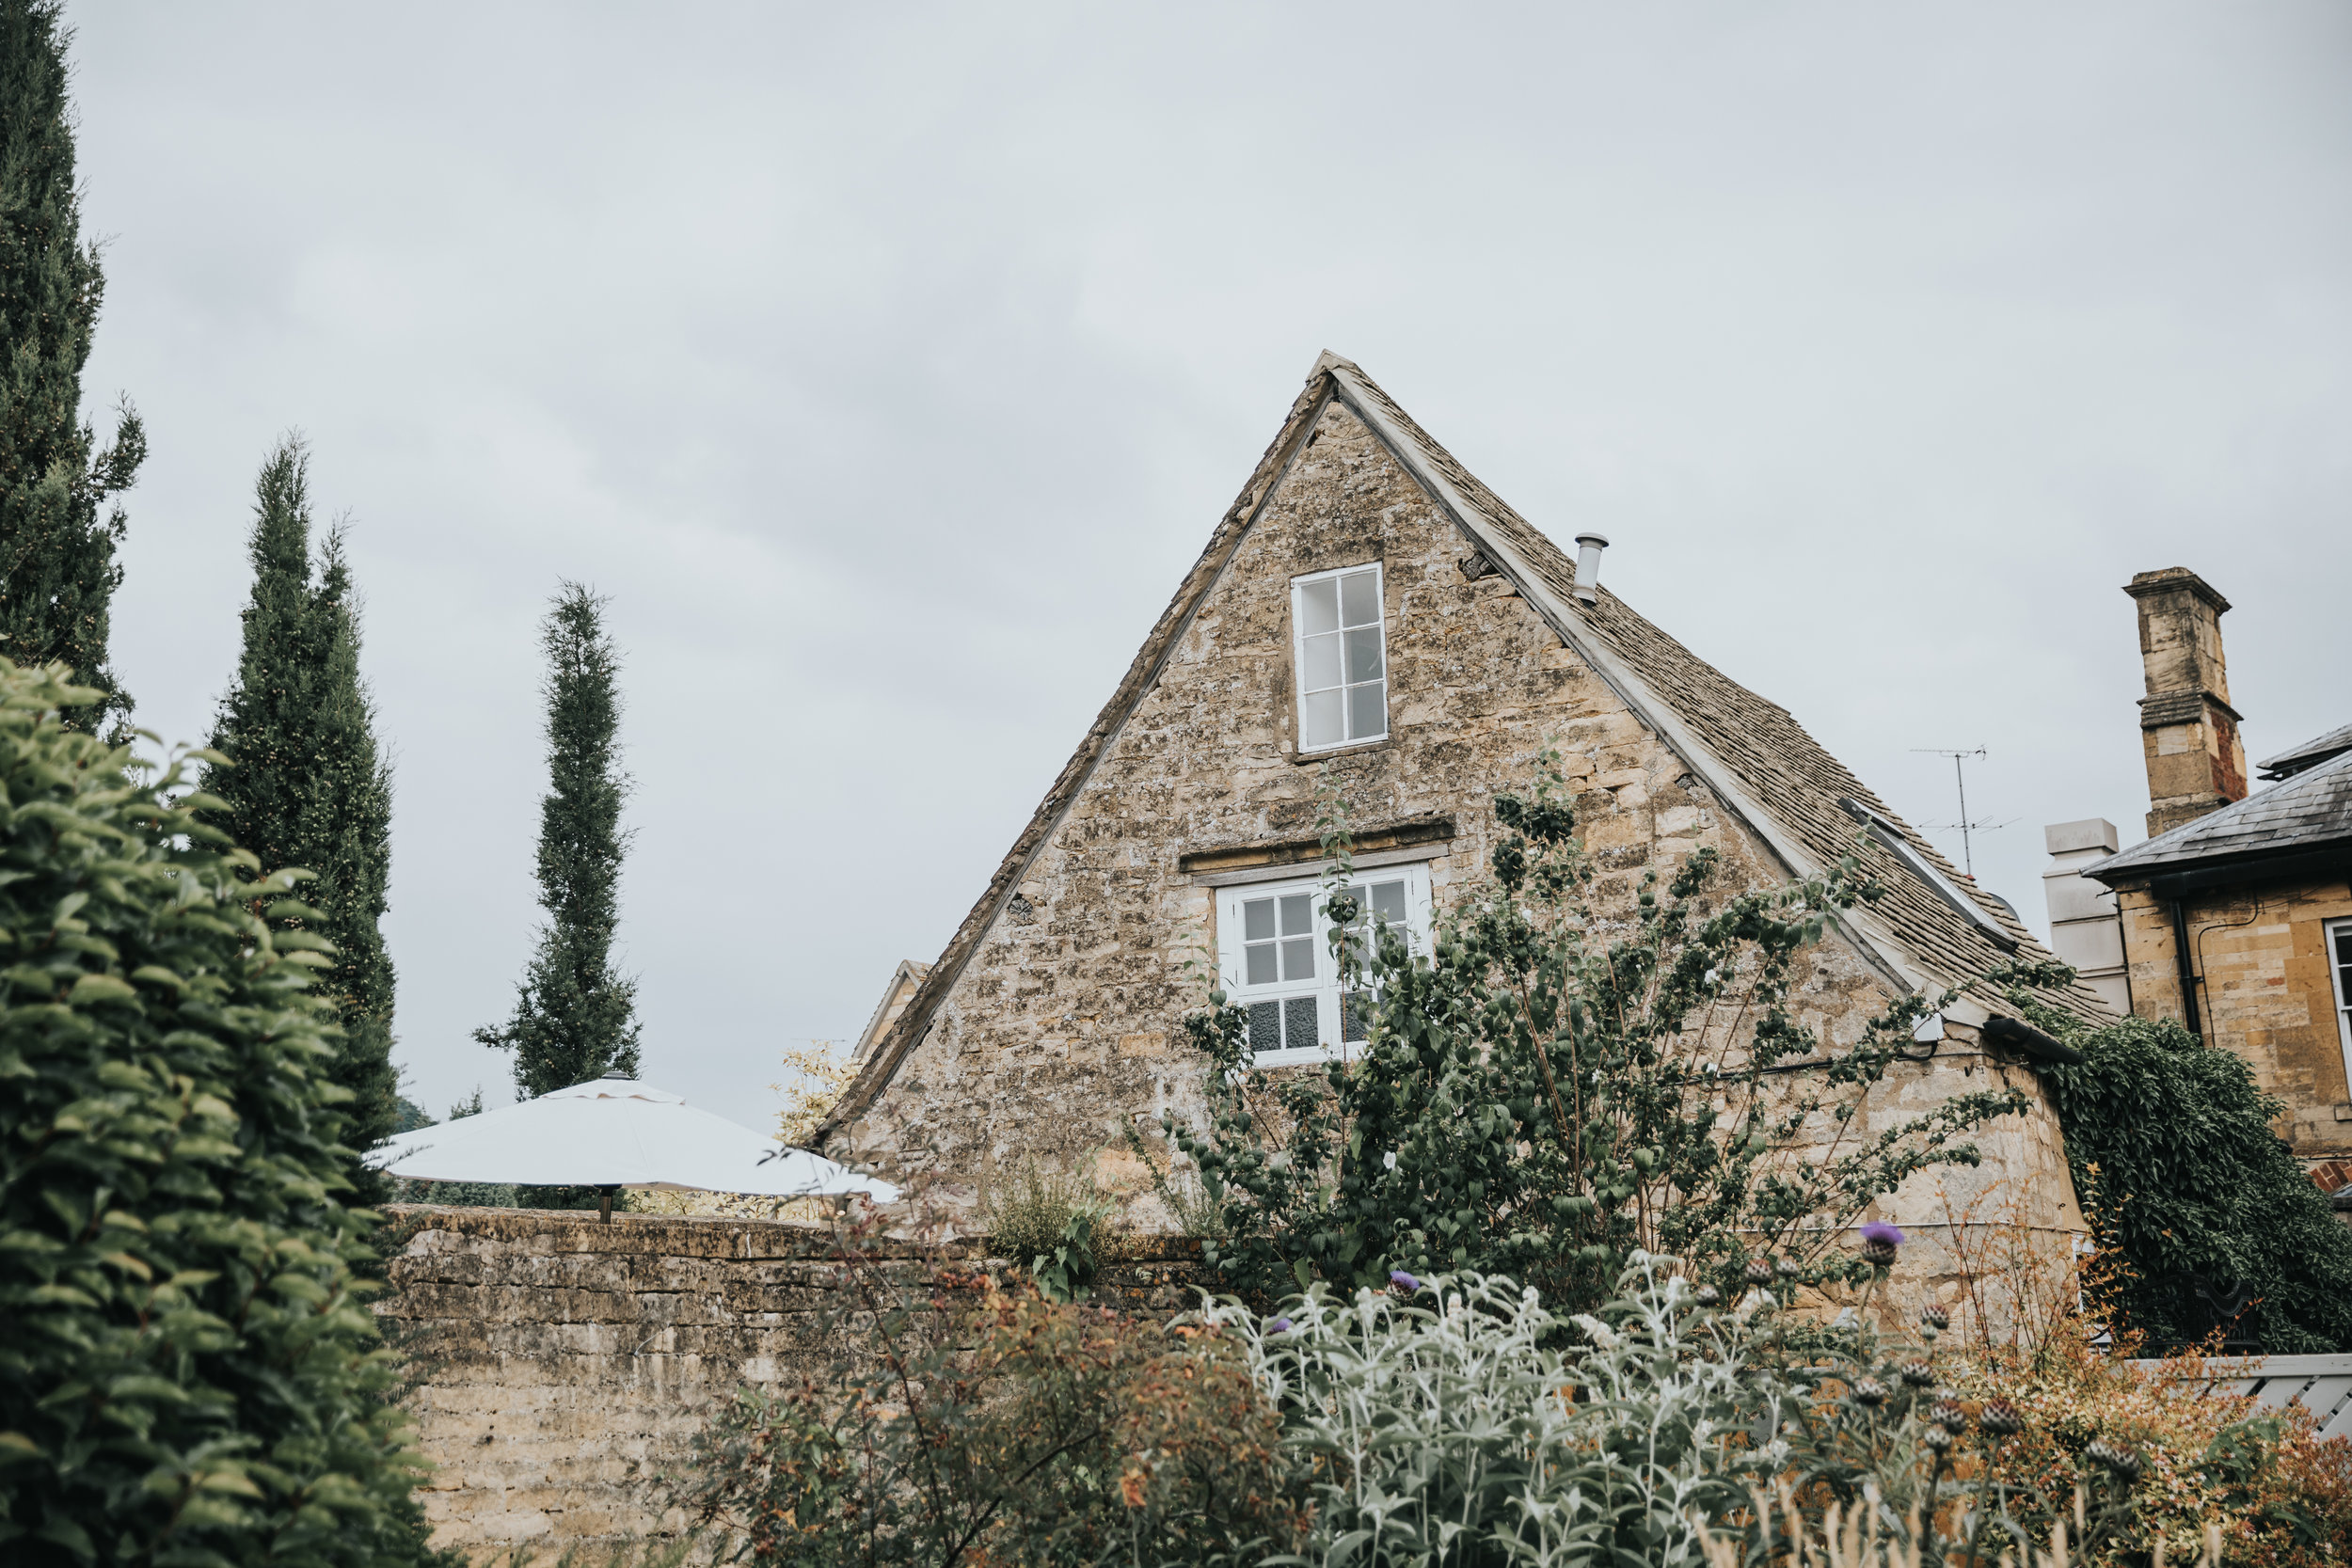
[205,439,400,1190]
[0,0,145,728]
[475,582,641,1097]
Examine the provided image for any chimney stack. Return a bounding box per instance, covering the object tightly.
[2123,567,2249,837]
[1572,532,1609,605]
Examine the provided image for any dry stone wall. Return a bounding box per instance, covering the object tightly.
[380,1205,1208,1560]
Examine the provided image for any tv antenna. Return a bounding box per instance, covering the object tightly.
[1912,746,2014,877]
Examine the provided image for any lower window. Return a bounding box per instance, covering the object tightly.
[1215,865,1432,1065]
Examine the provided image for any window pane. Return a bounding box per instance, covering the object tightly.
[1302,631,1342,690]
[1248,1002,1280,1053]
[1300,578,1340,636]
[1284,995,1320,1050]
[1246,943,1277,986]
[2336,926,2352,966]
[1281,937,1315,981]
[1343,991,1370,1042]
[1243,898,1275,942]
[1302,689,1343,750]
[1348,679,1386,739]
[1279,894,1313,935]
[1372,881,1408,925]
[1340,569,1378,626]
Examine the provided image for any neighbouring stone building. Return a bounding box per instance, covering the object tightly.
[815,352,2109,1278]
[2041,568,2351,1192]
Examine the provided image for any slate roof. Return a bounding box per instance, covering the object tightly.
[817,356,2106,1144]
[2089,745,2352,882]
[2260,721,2352,782]
[1331,358,2108,1022]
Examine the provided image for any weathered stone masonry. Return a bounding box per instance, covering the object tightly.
[380,1205,1209,1560]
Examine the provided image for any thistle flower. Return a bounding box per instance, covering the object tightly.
[1775,1256,1801,1279]
[1859,1221,1904,1266]
[1851,1377,1888,1407]
[1899,1360,1936,1387]
[1389,1270,1421,1293]
[1693,1284,1721,1307]
[1979,1398,2023,1435]
[1919,1304,1949,1331]
[1921,1425,1954,1453]
[1266,1316,1292,1336]
[1931,1401,1969,1434]
[1745,1259,1774,1285]
[2087,1440,2143,1483]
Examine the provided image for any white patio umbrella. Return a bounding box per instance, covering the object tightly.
[369,1073,898,1219]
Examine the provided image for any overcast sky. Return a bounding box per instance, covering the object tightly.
[65,4,2352,1130]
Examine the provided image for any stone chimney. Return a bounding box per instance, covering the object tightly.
[2124,567,2249,837]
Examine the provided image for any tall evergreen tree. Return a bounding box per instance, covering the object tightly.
[0,0,144,727]
[205,439,400,1187]
[475,583,641,1096]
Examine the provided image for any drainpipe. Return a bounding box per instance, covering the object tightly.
[2169,899,2202,1042]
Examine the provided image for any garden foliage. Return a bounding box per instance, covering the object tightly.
[0,660,437,1567]
[685,1233,1302,1567]
[2030,1009,2352,1354]
[475,583,641,1098]
[0,0,145,730]
[1169,753,2030,1315]
[205,439,401,1191]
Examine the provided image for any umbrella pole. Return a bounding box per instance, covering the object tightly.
[596,1185,617,1225]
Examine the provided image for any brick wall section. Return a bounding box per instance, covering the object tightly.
[2117,879,2352,1161]
[379,1205,1211,1560]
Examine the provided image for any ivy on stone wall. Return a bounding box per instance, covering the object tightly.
[2022,1001,2352,1354]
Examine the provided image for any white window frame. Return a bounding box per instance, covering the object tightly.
[1215,864,1433,1067]
[2327,918,2352,1104]
[1292,562,1390,754]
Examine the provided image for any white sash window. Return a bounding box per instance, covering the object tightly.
[1215,864,1432,1066]
[1294,563,1388,752]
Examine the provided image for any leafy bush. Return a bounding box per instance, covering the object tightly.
[1171,755,2030,1315]
[0,660,438,1566]
[987,1156,1116,1303]
[2031,1011,2352,1354]
[683,1233,1302,1566]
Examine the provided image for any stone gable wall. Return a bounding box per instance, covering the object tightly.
[381,1205,1210,1560]
[2117,879,2352,1160]
[839,400,1876,1198]
[834,401,2081,1268]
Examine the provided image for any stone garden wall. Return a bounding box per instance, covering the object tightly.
[378,1205,1207,1561]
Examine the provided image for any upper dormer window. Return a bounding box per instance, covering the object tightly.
[1294,563,1387,752]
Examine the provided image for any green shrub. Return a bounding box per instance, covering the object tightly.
[986,1157,1115,1303]
[0,659,438,1566]
[1171,754,2034,1314]
[683,1239,1302,1566]
[2033,1011,2352,1354]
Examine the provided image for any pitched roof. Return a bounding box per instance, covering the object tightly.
[816,356,2105,1145]
[2260,721,2352,782]
[2089,745,2352,882]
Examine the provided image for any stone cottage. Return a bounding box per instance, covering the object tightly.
[2039,568,2351,1193]
[816,352,2108,1269]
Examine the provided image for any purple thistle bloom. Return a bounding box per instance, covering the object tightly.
[1390,1270,1422,1292]
[1859,1222,1905,1248]
[1266,1316,1292,1336]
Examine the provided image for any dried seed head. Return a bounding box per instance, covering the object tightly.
[1979,1398,2023,1435]
[1745,1259,1774,1285]
[1919,1304,1949,1331]
[1851,1377,1888,1407]
[1931,1401,1969,1434]
[1921,1425,1955,1453]
[1899,1360,1937,1387]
